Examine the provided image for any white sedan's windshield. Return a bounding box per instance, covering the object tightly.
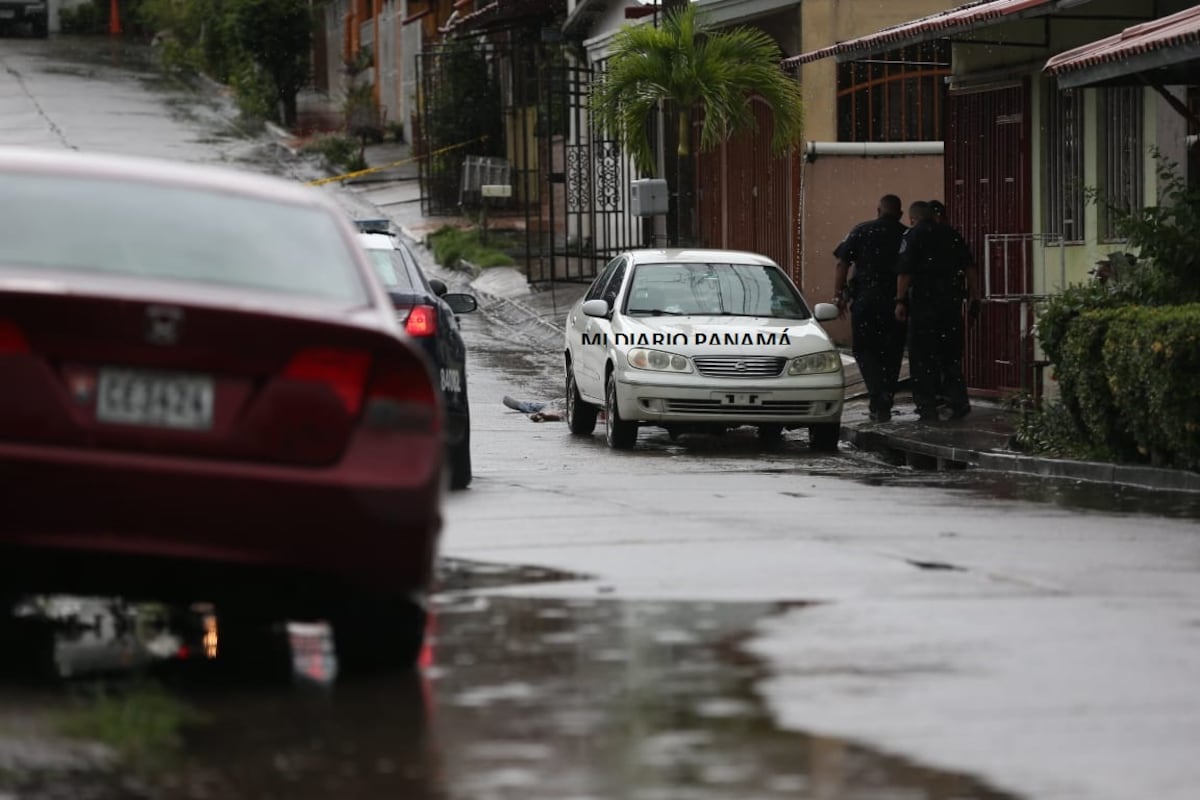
[0,173,369,303]
[625,262,810,318]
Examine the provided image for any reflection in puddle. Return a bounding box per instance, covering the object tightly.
[151,587,1017,800]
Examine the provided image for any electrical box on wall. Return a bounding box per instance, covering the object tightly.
[630,179,669,217]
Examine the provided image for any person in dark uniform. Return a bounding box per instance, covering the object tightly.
[926,199,981,409]
[893,201,974,422]
[928,199,981,325]
[833,194,908,422]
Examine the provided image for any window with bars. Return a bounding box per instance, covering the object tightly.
[1099,87,1144,242]
[1044,86,1085,243]
[836,42,950,142]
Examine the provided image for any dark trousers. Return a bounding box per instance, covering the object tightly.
[852,299,907,413]
[908,301,969,414]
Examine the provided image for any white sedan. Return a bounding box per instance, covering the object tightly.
[563,249,844,450]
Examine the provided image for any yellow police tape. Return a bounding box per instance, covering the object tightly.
[306,135,490,187]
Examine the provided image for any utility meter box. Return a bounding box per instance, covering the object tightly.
[630,178,669,217]
[481,184,512,198]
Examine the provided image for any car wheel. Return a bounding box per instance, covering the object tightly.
[448,425,472,490]
[604,373,637,449]
[758,424,784,447]
[332,594,426,675]
[808,422,841,452]
[565,367,598,435]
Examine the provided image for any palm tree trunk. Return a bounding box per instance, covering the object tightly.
[675,108,695,246]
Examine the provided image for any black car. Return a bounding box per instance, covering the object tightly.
[355,220,478,489]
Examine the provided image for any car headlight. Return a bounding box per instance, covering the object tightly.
[787,351,842,375]
[627,348,693,373]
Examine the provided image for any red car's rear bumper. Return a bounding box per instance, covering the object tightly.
[0,430,442,599]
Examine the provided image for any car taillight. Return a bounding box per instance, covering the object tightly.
[362,357,440,432]
[405,305,437,337]
[0,319,29,354]
[283,348,371,414]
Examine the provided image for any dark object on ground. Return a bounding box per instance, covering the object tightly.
[530,412,562,422]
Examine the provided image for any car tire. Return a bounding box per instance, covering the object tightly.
[604,372,637,450]
[758,424,784,447]
[565,367,597,435]
[332,594,426,675]
[808,422,841,452]
[448,424,472,490]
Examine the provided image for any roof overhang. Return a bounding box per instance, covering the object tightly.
[569,0,798,44]
[444,0,566,34]
[783,0,1097,68]
[1043,4,1200,89]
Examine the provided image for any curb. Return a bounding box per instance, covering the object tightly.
[844,423,1200,494]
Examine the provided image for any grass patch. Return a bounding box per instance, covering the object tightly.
[56,682,209,774]
[428,225,519,270]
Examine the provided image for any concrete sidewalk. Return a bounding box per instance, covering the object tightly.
[282,122,1200,496]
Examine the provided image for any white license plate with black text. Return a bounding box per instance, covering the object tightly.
[714,392,767,406]
[96,368,215,430]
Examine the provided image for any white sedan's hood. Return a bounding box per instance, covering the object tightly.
[612,315,834,355]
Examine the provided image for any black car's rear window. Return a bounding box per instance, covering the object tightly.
[0,173,369,303]
[364,246,419,291]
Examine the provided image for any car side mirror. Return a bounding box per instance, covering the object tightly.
[812,302,839,322]
[582,299,609,318]
[429,278,448,297]
[443,293,478,314]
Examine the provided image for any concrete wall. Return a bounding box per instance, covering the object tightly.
[797,153,943,346]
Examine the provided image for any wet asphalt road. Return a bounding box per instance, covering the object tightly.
[4,34,1200,800]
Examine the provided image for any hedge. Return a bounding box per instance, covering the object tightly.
[1056,304,1200,470]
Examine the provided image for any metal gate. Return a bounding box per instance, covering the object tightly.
[415,42,645,286]
[695,99,793,272]
[945,82,1032,397]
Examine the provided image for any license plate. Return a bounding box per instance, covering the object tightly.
[715,392,766,406]
[96,368,215,430]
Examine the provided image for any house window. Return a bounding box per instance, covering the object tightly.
[837,41,950,142]
[1045,86,1085,243]
[1099,87,1144,241]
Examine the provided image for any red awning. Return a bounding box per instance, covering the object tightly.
[402,6,432,26]
[783,0,1090,67]
[1044,4,1200,87]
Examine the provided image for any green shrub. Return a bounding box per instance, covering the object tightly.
[1056,308,1134,460]
[1012,399,1099,460]
[302,133,359,172]
[229,59,275,126]
[1101,305,1200,469]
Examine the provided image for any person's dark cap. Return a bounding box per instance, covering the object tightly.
[928,200,947,216]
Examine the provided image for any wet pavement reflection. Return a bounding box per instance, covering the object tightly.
[130,562,1019,800]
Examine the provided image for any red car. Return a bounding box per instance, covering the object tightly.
[0,147,443,672]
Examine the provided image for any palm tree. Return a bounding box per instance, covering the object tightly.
[591,3,804,245]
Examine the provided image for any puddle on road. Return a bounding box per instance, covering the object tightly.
[1,561,1018,799]
[107,561,1017,800]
